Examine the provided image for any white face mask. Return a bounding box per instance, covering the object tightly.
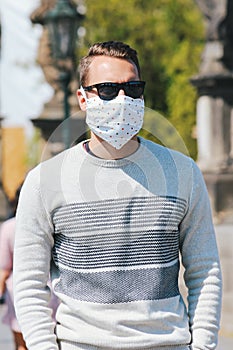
[80,87,144,149]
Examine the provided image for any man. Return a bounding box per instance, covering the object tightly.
[14,41,222,350]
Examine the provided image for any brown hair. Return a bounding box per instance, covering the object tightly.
[78,41,141,86]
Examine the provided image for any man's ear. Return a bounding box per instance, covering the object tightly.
[76,89,87,111]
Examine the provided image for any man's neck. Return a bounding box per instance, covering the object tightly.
[88,133,139,160]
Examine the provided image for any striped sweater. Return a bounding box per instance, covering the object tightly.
[13,137,222,350]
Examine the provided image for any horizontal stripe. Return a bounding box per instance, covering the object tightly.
[54,214,184,227]
[54,230,179,245]
[54,259,178,274]
[53,195,187,212]
[53,254,179,269]
[54,205,185,221]
[54,261,180,303]
[53,228,179,269]
[53,196,186,236]
[55,224,180,235]
[52,196,183,270]
[53,196,186,216]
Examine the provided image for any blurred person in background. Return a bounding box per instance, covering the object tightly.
[0,185,27,350]
[0,185,58,350]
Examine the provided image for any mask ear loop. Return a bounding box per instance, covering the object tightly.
[79,86,88,101]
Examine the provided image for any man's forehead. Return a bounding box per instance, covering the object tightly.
[89,55,136,68]
[87,56,139,84]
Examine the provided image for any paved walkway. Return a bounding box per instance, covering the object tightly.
[215,223,233,339]
[0,305,13,350]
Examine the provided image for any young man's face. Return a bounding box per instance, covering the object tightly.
[77,55,140,110]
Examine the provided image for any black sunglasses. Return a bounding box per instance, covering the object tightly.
[83,81,145,101]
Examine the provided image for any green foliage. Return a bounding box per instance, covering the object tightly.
[78,0,205,159]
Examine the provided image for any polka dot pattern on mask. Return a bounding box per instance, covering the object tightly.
[86,95,144,149]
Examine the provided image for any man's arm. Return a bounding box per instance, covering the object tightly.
[13,168,59,350]
[179,160,222,350]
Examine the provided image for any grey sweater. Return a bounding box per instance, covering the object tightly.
[13,137,222,350]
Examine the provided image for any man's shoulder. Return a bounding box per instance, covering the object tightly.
[30,142,83,173]
[140,137,194,167]
[24,142,84,189]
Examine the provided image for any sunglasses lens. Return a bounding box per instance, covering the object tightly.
[98,86,118,101]
[125,83,144,98]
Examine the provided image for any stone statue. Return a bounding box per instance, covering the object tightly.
[194,0,227,41]
[194,0,233,72]
[30,0,80,104]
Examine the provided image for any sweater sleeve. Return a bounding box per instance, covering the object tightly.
[13,168,59,350]
[179,160,222,350]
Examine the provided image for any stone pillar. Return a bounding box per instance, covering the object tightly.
[191,0,233,219]
[194,77,233,172]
